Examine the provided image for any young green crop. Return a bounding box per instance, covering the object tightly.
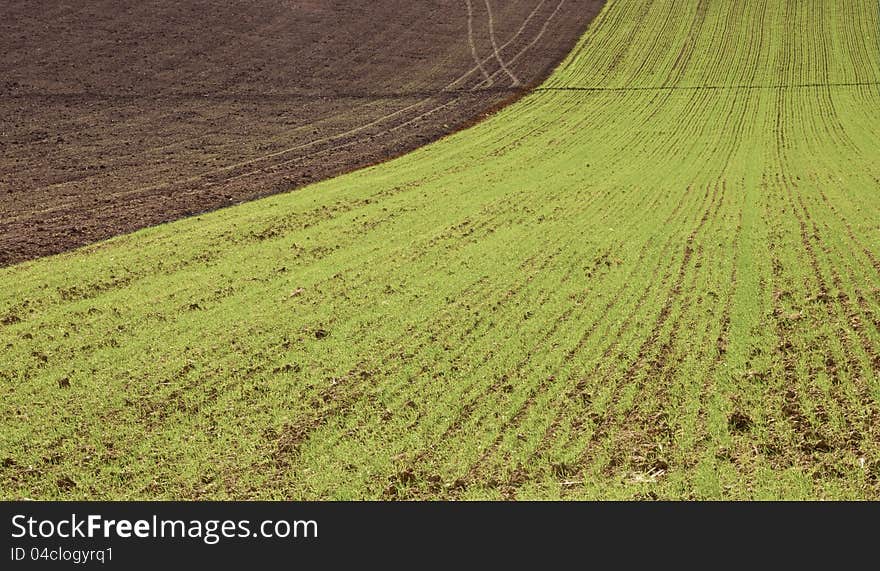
[1,0,879,499]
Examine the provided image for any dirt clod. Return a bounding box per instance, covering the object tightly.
[728,410,753,433]
[56,476,76,491]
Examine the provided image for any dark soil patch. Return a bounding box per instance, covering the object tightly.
[0,0,604,265]
[727,410,753,433]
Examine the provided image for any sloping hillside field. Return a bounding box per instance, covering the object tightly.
[0,0,602,265]
[2,0,880,499]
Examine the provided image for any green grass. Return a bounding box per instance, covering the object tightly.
[2,0,880,499]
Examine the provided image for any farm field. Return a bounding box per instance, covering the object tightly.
[2,0,880,500]
[0,0,602,265]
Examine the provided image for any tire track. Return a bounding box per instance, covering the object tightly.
[474,0,570,90]
[484,0,522,87]
[466,0,495,86]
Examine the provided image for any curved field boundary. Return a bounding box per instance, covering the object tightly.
[0,0,604,266]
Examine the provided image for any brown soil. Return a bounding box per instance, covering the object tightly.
[0,0,604,266]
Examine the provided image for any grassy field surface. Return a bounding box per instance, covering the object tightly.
[2,0,879,499]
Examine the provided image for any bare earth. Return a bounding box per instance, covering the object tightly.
[0,0,604,265]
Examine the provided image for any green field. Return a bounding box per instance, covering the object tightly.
[2,0,879,500]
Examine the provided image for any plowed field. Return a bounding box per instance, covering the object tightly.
[0,0,602,265]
